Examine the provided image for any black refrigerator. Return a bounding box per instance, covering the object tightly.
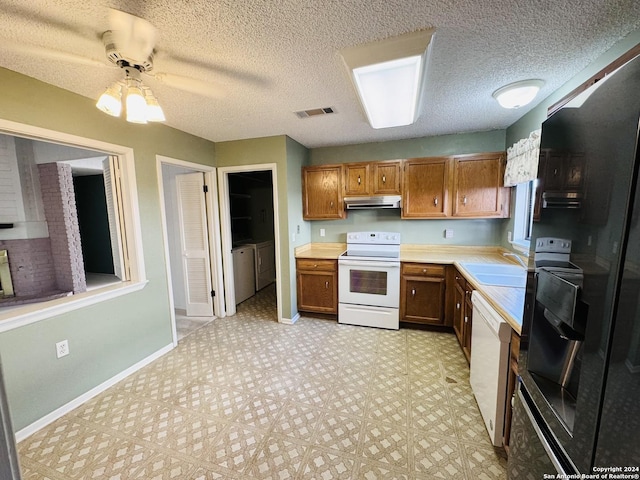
[508,52,640,477]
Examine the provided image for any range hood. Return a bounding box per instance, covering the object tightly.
[344,195,402,210]
[542,191,582,209]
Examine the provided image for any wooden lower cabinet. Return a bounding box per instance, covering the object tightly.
[503,330,520,452]
[400,263,446,325]
[296,259,337,314]
[452,268,474,363]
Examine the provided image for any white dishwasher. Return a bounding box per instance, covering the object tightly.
[470,291,511,447]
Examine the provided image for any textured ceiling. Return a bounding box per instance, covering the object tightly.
[0,1,638,148]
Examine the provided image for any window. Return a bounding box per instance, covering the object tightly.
[0,121,145,331]
[512,180,537,252]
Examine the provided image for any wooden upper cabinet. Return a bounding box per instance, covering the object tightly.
[344,163,371,196]
[371,160,402,195]
[344,160,401,196]
[452,152,509,218]
[402,157,450,218]
[302,165,345,220]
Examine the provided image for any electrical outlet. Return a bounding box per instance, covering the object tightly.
[508,231,512,242]
[320,228,325,237]
[56,340,69,358]
[445,229,454,239]
[296,224,300,234]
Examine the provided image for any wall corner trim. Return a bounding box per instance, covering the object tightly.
[14,342,174,442]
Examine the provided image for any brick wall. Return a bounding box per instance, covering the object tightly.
[0,238,56,296]
[38,163,86,293]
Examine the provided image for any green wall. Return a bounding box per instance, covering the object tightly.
[0,67,216,430]
[308,130,508,245]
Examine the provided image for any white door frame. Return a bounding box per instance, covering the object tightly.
[156,155,225,346]
[218,164,283,323]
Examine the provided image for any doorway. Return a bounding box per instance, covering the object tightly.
[218,164,282,322]
[157,156,225,345]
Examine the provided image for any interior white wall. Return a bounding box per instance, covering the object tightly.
[161,163,196,311]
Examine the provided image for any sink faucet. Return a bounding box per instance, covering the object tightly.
[503,252,528,269]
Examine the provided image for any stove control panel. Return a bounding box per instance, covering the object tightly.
[535,237,572,254]
[346,231,400,245]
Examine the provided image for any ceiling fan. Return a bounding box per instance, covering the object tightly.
[0,7,228,122]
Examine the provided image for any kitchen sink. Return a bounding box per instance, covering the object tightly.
[460,263,527,288]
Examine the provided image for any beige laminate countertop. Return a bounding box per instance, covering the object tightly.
[295,243,526,334]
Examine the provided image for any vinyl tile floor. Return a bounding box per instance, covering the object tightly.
[17,286,507,479]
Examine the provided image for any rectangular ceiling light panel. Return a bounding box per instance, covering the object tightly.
[353,55,422,129]
[341,29,434,130]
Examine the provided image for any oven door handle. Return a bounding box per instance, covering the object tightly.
[339,260,400,268]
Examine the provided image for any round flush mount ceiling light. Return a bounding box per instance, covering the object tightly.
[492,79,545,109]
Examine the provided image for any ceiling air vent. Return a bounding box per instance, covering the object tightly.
[295,107,335,119]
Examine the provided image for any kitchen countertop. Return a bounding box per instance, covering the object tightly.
[295,243,526,334]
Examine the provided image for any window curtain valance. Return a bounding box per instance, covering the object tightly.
[504,129,542,187]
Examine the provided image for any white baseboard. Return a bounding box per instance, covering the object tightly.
[280,313,300,325]
[15,343,174,442]
[625,359,640,374]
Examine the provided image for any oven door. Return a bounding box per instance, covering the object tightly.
[338,259,400,308]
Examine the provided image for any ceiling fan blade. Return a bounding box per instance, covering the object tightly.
[107,8,157,65]
[0,39,107,68]
[149,72,221,98]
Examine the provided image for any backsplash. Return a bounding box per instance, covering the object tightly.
[309,209,506,245]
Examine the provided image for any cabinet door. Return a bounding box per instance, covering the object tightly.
[544,152,565,191]
[453,280,465,345]
[372,161,402,195]
[402,157,450,218]
[452,153,507,217]
[462,290,473,362]
[344,163,370,196]
[400,276,445,325]
[565,153,585,190]
[302,165,344,220]
[296,270,337,313]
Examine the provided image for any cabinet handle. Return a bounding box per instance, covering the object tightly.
[456,302,461,309]
[411,288,416,297]
[357,175,361,185]
[433,196,438,206]
[464,316,468,323]
[462,195,467,206]
[325,281,329,289]
[382,174,386,184]
[330,200,334,208]
[455,275,460,280]
[553,168,558,175]
[422,268,427,273]
[313,264,318,268]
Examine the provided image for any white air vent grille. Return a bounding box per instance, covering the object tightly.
[295,107,335,119]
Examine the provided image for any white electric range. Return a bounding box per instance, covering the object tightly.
[337,231,401,330]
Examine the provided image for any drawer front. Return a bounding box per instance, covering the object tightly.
[402,263,446,277]
[296,258,337,272]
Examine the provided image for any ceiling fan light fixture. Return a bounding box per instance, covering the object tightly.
[124,72,148,124]
[96,82,122,117]
[143,88,166,122]
[492,79,545,109]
